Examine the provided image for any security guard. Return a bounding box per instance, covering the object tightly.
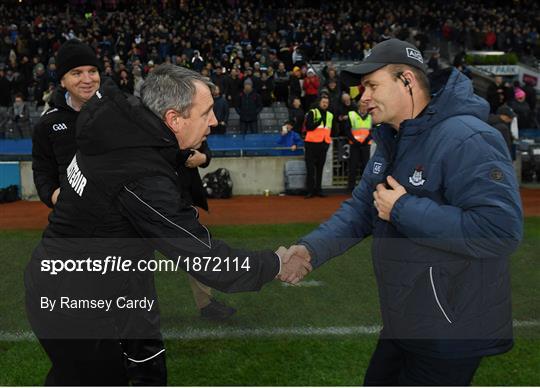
[344,99,372,191]
[303,95,333,198]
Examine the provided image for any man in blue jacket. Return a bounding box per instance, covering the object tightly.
[282,39,523,385]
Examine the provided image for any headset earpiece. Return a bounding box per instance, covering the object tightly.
[399,74,410,87]
[400,75,412,95]
[396,72,413,98]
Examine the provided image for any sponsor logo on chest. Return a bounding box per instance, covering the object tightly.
[66,156,87,196]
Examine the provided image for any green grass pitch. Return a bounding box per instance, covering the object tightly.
[0,219,538,385]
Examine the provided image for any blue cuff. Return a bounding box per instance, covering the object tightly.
[297,240,321,269]
[390,193,412,226]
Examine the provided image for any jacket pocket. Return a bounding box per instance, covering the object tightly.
[429,266,455,324]
[390,264,457,323]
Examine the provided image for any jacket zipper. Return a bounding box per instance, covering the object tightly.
[429,266,453,324]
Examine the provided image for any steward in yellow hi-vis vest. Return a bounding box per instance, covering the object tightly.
[347,110,372,145]
[304,108,333,144]
[303,95,333,197]
[344,99,373,191]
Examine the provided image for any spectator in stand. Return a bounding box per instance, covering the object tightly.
[19,55,33,90]
[41,82,55,115]
[0,108,8,139]
[323,66,340,86]
[509,88,536,130]
[303,68,320,109]
[10,70,27,100]
[260,71,274,107]
[7,93,30,138]
[336,93,355,136]
[486,76,512,114]
[487,105,515,155]
[289,66,303,105]
[132,66,144,98]
[251,69,263,94]
[211,66,227,97]
[522,79,537,114]
[1,0,539,110]
[46,60,58,85]
[103,63,114,78]
[288,97,305,134]
[237,79,262,135]
[212,85,229,135]
[0,67,11,107]
[117,69,134,94]
[485,27,497,49]
[324,79,341,114]
[191,50,205,72]
[33,63,49,107]
[226,67,243,108]
[274,62,290,103]
[427,51,441,73]
[278,120,303,151]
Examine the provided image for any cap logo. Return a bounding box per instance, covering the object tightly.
[406,48,423,63]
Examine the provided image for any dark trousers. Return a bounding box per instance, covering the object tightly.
[363,339,482,386]
[39,338,129,386]
[38,338,167,386]
[240,120,258,134]
[348,144,371,191]
[304,142,329,195]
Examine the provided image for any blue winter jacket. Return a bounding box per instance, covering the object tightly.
[299,68,523,359]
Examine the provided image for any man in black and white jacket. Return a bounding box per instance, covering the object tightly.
[25,64,311,385]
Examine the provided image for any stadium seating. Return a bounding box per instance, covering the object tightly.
[226,103,288,134]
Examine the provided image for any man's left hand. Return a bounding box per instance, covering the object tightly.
[373,176,407,221]
[185,150,207,168]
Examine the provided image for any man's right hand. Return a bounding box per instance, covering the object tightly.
[277,245,312,284]
[51,188,60,206]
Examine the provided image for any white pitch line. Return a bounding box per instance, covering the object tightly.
[162,325,382,340]
[513,320,540,328]
[1,320,538,342]
[281,280,326,287]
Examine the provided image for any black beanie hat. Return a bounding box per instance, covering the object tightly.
[56,39,100,80]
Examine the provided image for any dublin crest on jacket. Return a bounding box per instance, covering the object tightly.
[408,166,426,186]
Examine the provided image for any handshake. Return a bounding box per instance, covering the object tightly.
[275,245,312,285]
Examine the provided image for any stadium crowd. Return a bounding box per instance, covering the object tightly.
[0,0,539,137]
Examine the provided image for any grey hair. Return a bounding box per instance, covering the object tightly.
[140,64,215,119]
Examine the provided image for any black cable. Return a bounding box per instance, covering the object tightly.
[409,86,414,119]
[396,72,414,119]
